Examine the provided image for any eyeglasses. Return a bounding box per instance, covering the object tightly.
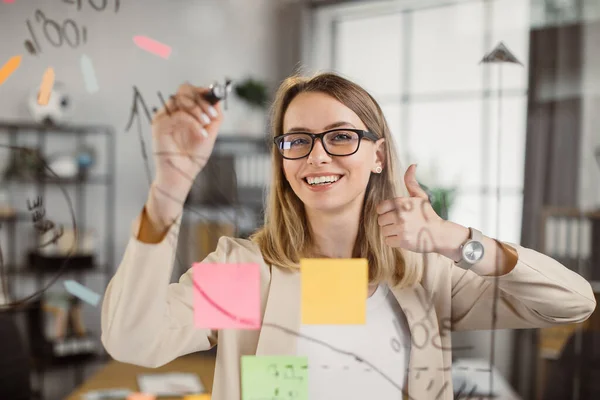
[273,128,379,160]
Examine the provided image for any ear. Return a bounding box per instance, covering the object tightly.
[374,138,386,169]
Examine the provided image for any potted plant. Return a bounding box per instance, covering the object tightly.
[420,184,456,220]
[414,160,458,220]
[233,78,270,134]
[235,78,269,109]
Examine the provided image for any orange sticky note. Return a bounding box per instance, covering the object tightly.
[0,55,22,87]
[183,395,211,400]
[193,263,260,329]
[127,394,155,400]
[301,258,368,324]
[37,67,55,106]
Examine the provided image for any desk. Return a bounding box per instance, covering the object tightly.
[66,353,216,400]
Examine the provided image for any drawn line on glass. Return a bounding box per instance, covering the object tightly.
[192,278,258,327]
[260,322,413,399]
[0,145,77,311]
[426,378,434,391]
[129,85,506,400]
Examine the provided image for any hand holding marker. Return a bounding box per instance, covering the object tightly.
[146,80,230,232]
[62,81,231,308]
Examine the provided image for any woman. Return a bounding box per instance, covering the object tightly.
[101,73,596,400]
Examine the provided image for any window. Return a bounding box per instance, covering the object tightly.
[305,0,529,244]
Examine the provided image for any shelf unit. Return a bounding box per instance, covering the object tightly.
[535,206,600,399]
[0,120,116,400]
[178,134,271,277]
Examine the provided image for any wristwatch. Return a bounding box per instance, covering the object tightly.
[455,227,485,270]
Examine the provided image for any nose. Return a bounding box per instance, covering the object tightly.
[307,137,331,164]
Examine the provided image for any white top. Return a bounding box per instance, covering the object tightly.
[296,284,411,399]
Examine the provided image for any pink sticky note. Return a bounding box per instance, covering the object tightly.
[133,35,171,59]
[193,263,260,329]
[3,0,15,3]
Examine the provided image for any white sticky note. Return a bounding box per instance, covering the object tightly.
[64,280,101,306]
[80,54,99,94]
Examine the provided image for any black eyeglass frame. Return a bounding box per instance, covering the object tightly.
[273,128,380,160]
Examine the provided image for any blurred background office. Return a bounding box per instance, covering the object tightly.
[0,0,599,399]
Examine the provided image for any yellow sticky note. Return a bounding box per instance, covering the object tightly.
[183,395,211,400]
[301,258,367,324]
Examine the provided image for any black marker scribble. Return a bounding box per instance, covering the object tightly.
[129,87,504,400]
[434,380,450,400]
[28,196,65,248]
[23,0,119,55]
[454,380,468,399]
[426,378,434,391]
[24,10,88,56]
[63,0,121,13]
[125,86,154,133]
[261,321,414,400]
[0,145,78,312]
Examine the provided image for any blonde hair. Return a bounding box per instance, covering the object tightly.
[249,72,422,288]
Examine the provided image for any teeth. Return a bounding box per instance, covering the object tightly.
[306,175,341,185]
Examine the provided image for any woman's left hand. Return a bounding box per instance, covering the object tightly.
[376,164,445,253]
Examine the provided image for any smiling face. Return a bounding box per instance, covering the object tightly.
[282,91,385,213]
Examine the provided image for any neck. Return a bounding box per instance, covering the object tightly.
[305,198,380,298]
[305,200,362,259]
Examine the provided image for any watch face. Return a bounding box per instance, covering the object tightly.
[463,241,484,263]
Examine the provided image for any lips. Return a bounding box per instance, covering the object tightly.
[302,175,344,191]
[304,175,342,185]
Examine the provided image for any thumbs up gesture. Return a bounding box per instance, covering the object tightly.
[376,164,444,253]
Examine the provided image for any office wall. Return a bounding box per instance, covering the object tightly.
[0,1,302,399]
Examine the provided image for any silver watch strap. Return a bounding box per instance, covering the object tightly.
[471,227,482,242]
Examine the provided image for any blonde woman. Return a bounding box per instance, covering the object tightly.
[101,73,596,400]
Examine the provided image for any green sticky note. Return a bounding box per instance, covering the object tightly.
[241,356,308,400]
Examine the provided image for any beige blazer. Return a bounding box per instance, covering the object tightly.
[101,211,596,400]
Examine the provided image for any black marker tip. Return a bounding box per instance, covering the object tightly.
[24,40,37,56]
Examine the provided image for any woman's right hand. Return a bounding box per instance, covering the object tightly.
[152,83,224,195]
[147,83,224,228]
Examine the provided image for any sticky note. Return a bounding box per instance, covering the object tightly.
[133,35,172,59]
[301,258,367,324]
[127,394,155,400]
[0,55,22,86]
[192,263,260,329]
[241,356,308,400]
[38,67,55,105]
[183,395,211,400]
[80,54,99,94]
[64,280,101,306]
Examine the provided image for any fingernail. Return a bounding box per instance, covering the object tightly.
[200,113,211,125]
[208,106,218,118]
[200,128,208,138]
